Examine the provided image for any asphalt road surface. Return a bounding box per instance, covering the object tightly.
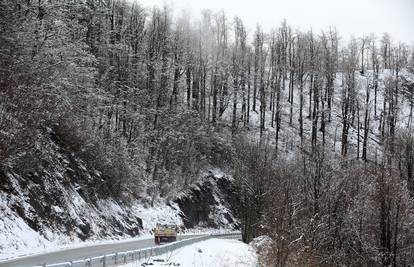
[0,234,204,267]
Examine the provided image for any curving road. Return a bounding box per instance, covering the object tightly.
[0,234,205,267]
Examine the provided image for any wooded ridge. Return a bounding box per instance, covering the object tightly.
[1,1,414,265]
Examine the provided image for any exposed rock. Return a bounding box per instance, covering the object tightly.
[174,171,240,229]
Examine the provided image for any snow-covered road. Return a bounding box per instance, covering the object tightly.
[120,238,258,267]
[0,235,205,267]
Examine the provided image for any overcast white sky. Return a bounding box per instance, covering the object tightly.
[136,0,414,44]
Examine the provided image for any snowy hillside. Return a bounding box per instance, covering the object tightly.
[1,0,413,265]
[222,68,414,160]
[0,179,179,260]
[0,176,239,261]
[0,142,238,260]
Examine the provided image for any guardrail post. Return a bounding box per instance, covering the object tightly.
[115,253,118,266]
[102,255,106,267]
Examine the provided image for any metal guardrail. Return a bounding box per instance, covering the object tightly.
[34,233,241,267]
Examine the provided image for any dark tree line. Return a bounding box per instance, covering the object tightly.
[235,133,414,266]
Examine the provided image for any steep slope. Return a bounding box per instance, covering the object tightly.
[0,131,239,259]
[2,68,412,260]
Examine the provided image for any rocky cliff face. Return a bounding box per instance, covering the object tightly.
[175,171,240,229]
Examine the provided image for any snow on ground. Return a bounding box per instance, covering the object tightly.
[0,191,57,260]
[0,209,56,259]
[121,238,257,267]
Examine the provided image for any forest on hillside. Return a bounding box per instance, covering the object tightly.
[1,0,414,266]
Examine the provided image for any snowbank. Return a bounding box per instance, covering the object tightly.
[121,238,257,267]
[250,235,272,266]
